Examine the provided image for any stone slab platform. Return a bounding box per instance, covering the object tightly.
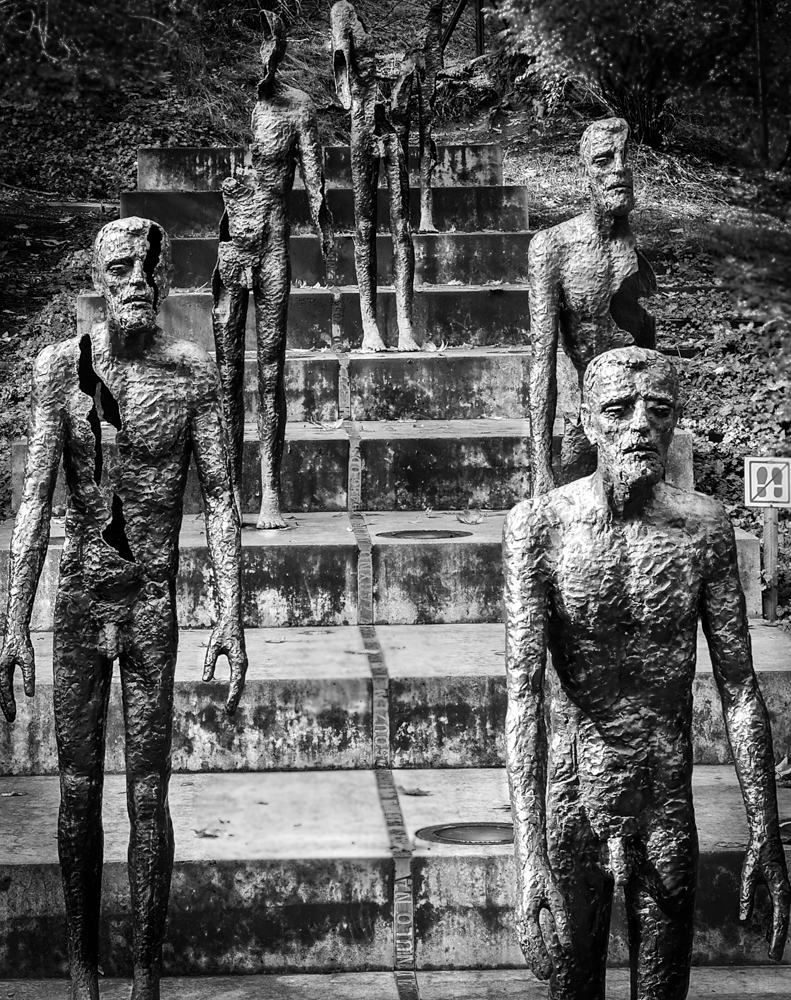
[0,514,359,631]
[0,767,788,974]
[4,968,791,998]
[121,186,530,236]
[3,622,789,776]
[171,234,532,288]
[136,144,503,192]
[77,285,531,351]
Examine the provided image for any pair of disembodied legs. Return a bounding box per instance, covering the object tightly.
[212,241,290,529]
[543,750,697,1000]
[53,573,176,1000]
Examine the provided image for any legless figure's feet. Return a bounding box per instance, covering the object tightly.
[233,486,244,526]
[131,969,160,1000]
[360,319,388,353]
[257,492,287,530]
[70,969,99,1000]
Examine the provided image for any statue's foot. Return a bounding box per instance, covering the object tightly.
[360,333,388,353]
[397,333,421,353]
[233,486,244,525]
[418,221,438,234]
[256,504,288,530]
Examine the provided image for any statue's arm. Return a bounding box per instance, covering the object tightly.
[296,102,334,260]
[0,345,65,720]
[503,501,569,978]
[190,355,247,715]
[702,507,790,960]
[527,231,560,497]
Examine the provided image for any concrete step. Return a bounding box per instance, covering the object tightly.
[0,767,787,974]
[4,968,791,999]
[10,423,694,517]
[0,514,358,631]
[137,144,503,192]
[0,509,760,631]
[12,422,350,516]
[362,510,762,623]
[3,622,789,777]
[77,285,531,351]
[1,627,373,776]
[170,233,532,288]
[380,622,791,769]
[121,186,530,236]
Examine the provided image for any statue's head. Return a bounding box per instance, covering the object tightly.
[580,117,634,218]
[92,217,172,335]
[581,347,679,492]
[260,10,287,86]
[330,0,376,110]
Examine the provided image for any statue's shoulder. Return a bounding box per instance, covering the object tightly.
[33,336,80,384]
[528,214,589,265]
[160,336,216,382]
[658,481,733,538]
[282,83,318,116]
[504,489,567,544]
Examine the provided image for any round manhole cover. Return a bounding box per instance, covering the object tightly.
[415,823,514,846]
[376,529,473,540]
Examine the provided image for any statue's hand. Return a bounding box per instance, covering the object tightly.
[516,858,572,980]
[203,615,248,716]
[0,626,35,723]
[740,831,790,961]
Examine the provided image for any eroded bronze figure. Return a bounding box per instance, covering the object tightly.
[505,347,789,999]
[0,218,247,1000]
[528,117,657,496]
[213,10,334,529]
[331,0,420,352]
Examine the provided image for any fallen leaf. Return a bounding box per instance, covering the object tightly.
[457,508,483,524]
[193,828,220,839]
[398,786,432,796]
[0,791,27,797]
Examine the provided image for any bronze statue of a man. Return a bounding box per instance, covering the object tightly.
[505,347,789,999]
[528,117,657,496]
[0,218,248,1000]
[331,0,420,353]
[213,10,334,530]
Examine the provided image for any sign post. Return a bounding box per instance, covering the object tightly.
[744,456,791,623]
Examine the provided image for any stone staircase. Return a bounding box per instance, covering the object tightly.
[1,142,790,995]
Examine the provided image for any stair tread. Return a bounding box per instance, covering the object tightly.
[0,766,784,865]
[2,968,790,999]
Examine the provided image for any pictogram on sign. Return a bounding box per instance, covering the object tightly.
[744,457,791,508]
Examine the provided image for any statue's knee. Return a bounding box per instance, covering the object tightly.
[60,767,102,805]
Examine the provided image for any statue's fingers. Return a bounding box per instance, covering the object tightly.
[203,639,220,682]
[768,871,790,961]
[547,883,573,952]
[0,665,16,723]
[521,914,552,981]
[739,852,759,922]
[225,650,247,716]
[20,648,35,698]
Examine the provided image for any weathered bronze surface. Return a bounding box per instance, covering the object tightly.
[407,0,444,232]
[528,118,657,496]
[504,348,789,999]
[0,217,247,1000]
[213,10,333,529]
[331,1,420,352]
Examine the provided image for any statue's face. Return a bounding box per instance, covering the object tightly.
[583,127,634,217]
[331,1,375,109]
[582,363,677,489]
[97,229,160,334]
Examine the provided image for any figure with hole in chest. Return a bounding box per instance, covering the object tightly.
[0,217,247,999]
[505,347,789,999]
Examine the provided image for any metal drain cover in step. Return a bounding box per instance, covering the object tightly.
[415,823,514,845]
[376,529,473,540]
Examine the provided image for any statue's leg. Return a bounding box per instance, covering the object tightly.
[120,582,178,1000]
[384,134,419,352]
[544,745,612,1000]
[625,810,697,1000]
[417,71,438,233]
[52,576,113,1000]
[212,264,248,520]
[351,121,386,351]
[253,246,289,530]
